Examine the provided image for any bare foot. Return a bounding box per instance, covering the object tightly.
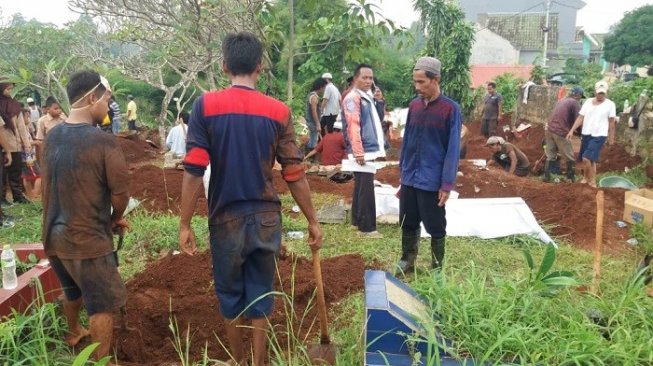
[579,178,588,184]
[65,326,90,347]
[588,181,597,188]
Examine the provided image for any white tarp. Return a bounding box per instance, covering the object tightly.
[374,186,555,246]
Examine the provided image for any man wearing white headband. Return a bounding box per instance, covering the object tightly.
[41,70,130,362]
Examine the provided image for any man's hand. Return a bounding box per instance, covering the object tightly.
[3,152,11,167]
[438,190,450,207]
[355,155,365,166]
[307,221,323,251]
[112,218,130,234]
[179,224,198,256]
[565,131,574,141]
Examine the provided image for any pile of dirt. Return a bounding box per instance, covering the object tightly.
[129,165,209,216]
[455,161,629,253]
[117,136,159,164]
[464,121,640,173]
[114,252,366,364]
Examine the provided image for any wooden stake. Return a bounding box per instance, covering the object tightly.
[591,190,605,295]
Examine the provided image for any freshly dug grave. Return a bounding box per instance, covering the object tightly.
[114,252,366,364]
[454,161,629,253]
[117,136,160,164]
[464,121,641,173]
[129,165,209,216]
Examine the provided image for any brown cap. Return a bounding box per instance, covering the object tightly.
[414,57,441,76]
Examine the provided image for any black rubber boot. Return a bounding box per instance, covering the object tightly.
[431,237,446,270]
[566,160,575,182]
[395,231,420,276]
[543,160,551,182]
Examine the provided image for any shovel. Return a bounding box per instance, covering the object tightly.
[307,247,339,365]
[112,230,140,335]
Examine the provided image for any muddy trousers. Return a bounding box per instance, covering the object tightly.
[351,172,376,233]
[3,152,26,202]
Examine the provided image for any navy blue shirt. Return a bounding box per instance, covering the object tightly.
[400,95,462,192]
[184,86,304,224]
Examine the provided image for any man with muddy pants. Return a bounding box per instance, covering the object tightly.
[42,70,130,362]
[544,87,584,182]
[178,32,322,366]
[566,80,616,187]
[395,57,461,275]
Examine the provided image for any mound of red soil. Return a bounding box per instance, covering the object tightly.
[117,136,159,164]
[114,252,366,364]
[129,165,209,216]
[464,121,640,173]
[455,161,629,253]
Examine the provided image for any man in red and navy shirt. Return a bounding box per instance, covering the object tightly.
[396,56,461,275]
[178,32,322,366]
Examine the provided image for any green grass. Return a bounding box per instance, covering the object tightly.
[2,195,653,365]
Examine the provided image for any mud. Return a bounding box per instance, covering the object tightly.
[117,136,160,164]
[464,121,640,173]
[114,252,366,364]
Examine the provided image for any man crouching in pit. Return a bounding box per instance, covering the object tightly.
[41,70,130,362]
[178,32,322,366]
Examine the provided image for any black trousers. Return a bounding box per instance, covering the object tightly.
[128,120,137,131]
[399,185,446,238]
[3,151,25,202]
[351,172,376,232]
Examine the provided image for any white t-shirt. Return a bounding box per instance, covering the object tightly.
[322,83,341,116]
[165,124,187,157]
[579,98,616,137]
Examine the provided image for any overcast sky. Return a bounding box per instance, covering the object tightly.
[0,0,650,33]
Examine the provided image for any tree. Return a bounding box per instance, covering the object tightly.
[413,0,475,114]
[0,15,96,110]
[603,4,653,67]
[69,0,265,144]
[260,0,402,106]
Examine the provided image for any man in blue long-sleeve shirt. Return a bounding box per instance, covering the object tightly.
[396,57,461,274]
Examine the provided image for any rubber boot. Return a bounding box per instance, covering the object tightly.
[431,237,446,270]
[543,160,551,182]
[395,231,420,276]
[566,160,575,182]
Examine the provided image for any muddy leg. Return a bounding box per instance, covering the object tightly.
[89,312,113,360]
[251,317,268,366]
[225,317,246,365]
[63,297,89,346]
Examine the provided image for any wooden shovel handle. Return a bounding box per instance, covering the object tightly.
[311,247,331,344]
[591,190,604,295]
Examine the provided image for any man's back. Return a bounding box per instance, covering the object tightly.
[323,83,341,116]
[127,100,137,119]
[166,124,187,156]
[186,86,303,224]
[548,97,580,137]
[316,131,345,165]
[41,123,129,260]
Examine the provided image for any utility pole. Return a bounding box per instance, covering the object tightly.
[287,0,294,104]
[542,0,551,68]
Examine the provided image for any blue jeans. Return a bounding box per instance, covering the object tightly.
[307,120,319,150]
[209,211,281,319]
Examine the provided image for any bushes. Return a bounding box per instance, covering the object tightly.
[493,73,526,114]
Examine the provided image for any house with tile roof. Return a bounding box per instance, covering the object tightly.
[460,0,586,68]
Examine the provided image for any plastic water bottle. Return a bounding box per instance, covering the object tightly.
[1,245,17,290]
